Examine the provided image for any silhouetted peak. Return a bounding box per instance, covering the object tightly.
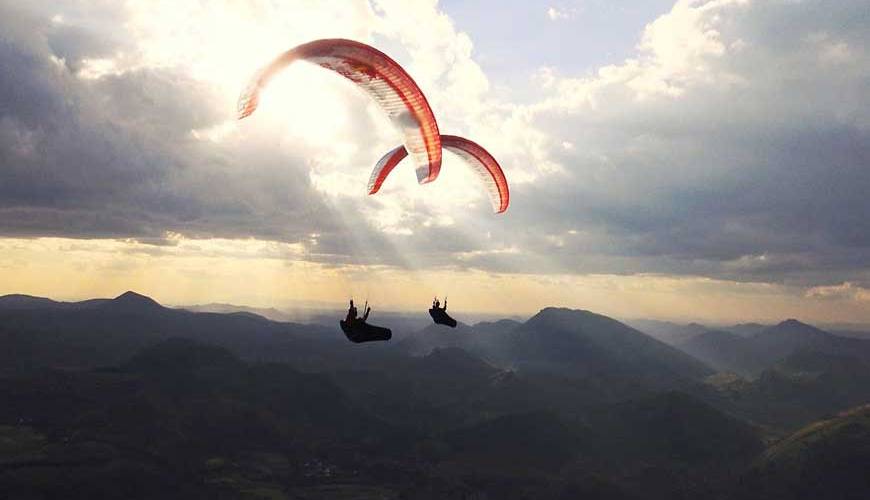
[538,306,578,315]
[753,318,831,343]
[0,293,47,301]
[768,319,828,336]
[779,318,806,328]
[530,307,602,322]
[525,307,622,333]
[111,291,163,309]
[723,322,769,337]
[0,294,58,309]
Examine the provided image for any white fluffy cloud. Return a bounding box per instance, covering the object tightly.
[547,7,571,21]
[509,0,870,287]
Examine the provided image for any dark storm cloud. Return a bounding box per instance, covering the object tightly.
[0,1,357,248]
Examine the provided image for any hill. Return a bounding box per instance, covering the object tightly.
[0,333,756,500]
[7,291,870,499]
[0,291,366,376]
[0,338,395,499]
[678,329,767,376]
[398,307,713,389]
[397,320,516,364]
[723,322,769,337]
[508,308,713,387]
[624,319,712,346]
[179,302,296,322]
[674,319,870,376]
[0,294,62,310]
[692,349,870,430]
[738,404,870,500]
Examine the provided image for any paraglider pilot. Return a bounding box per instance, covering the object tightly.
[432,297,447,311]
[341,299,391,343]
[346,299,358,324]
[429,296,457,328]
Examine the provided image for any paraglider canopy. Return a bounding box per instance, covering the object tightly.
[369,135,509,214]
[429,308,458,328]
[238,38,442,185]
[340,320,392,343]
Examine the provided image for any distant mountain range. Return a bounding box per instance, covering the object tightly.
[397,307,711,389]
[180,302,298,322]
[738,404,870,500]
[677,319,870,376]
[627,316,870,377]
[3,291,870,498]
[0,292,711,391]
[5,291,868,382]
[178,302,523,338]
[0,291,346,375]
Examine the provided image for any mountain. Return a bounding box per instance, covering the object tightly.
[508,308,713,388]
[723,322,769,337]
[179,302,295,322]
[104,290,165,313]
[756,350,870,424]
[569,391,764,500]
[397,308,713,389]
[0,339,392,499]
[614,320,857,377]
[750,319,834,360]
[677,329,767,376]
[673,319,870,376]
[738,404,870,500]
[591,391,764,464]
[6,291,870,499]
[749,319,870,369]
[397,320,516,364]
[0,294,61,310]
[691,348,870,430]
[624,319,712,346]
[0,291,351,376]
[398,321,478,355]
[444,411,591,471]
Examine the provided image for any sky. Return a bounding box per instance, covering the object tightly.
[1,0,868,324]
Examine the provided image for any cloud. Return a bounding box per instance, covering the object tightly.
[1,0,869,295]
[547,7,571,21]
[510,0,870,286]
[0,1,381,251]
[805,282,870,302]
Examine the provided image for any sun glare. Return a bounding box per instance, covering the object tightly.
[113,1,498,218]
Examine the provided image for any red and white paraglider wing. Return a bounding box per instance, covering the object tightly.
[367,135,509,214]
[368,144,408,194]
[441,135,509,214]
[237,39,441,185]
